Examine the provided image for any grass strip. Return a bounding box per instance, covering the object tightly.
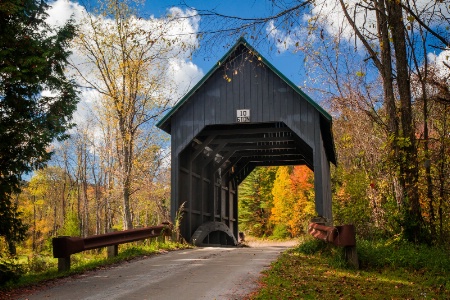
[248,239,450,300]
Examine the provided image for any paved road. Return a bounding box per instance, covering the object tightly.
[18,241,296,300]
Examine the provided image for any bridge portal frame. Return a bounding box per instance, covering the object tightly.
[157,38,336,245]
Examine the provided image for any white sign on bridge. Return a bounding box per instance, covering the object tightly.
[236,109,250,122]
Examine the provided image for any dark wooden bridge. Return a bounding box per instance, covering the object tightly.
[156,38,336,246]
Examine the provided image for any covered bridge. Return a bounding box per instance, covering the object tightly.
[156,38,336,245]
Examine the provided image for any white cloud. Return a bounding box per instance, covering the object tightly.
[311,1,357,40]
[266,20,296,53]
[46,0,203,122]
[46,0,85,27]
[428,49,450,79]
[266,0,448,54]
[310,0,444,42]
[167,59,204,104]
[265,0,450,82]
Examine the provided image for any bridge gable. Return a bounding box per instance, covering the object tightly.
[157,38,335,165]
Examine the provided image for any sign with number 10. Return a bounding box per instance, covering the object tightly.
[236,109,250,122]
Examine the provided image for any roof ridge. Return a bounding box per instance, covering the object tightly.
[156,37,331,131]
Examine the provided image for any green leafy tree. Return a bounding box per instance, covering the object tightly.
[0,0,77,251]
[59,210,81,237]
[238,167,277,237]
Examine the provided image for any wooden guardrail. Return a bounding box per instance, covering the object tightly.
[308,222,359,269]
[52,223,172,272]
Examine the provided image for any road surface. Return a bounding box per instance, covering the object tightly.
[17,241,296,300]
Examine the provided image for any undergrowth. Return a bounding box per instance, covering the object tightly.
[357,239,450,273]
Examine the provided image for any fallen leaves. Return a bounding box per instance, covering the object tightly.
[248,249,450,300]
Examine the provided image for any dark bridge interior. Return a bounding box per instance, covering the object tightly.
[189,122,313,186]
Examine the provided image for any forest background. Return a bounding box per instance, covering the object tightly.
[1,0,449,279]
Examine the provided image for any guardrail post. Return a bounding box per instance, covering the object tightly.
[309,222,359,269]
[337,224,359,269]
[162,221,172,243]
[58,257,71,272]
[106,228,118,258]
[53,236,75,272]
[344,246,359,269]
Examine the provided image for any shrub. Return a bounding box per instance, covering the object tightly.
[27,255,53,273]
[296,238,327,255]
[0,260,23,285]
[357,239,450,273]
[270,224,290,240]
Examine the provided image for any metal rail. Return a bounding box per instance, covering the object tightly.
[53,223,172,272]
[308,222,358,268]
[308,223,356,247]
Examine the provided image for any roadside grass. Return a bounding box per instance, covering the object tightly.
[0,240,191,296]
[248,237,450,300]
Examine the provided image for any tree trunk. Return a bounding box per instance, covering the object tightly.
[438,111,448,239]
[375,0,399,139]
[120,122,133,230]
[422,78,435,236]
[386,0,423,242]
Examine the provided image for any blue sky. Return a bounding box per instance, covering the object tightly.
[45,0,449,110]
[141,1,310,98]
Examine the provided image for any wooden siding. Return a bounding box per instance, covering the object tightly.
[171,48,319,157]
[163,41,335,242]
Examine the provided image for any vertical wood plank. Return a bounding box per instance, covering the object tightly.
[220,71,228,124]
[254,62,263,122]
[268,68,274,121]
[262,66,270,121]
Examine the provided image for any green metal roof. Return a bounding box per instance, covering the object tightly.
[156,37,332,132]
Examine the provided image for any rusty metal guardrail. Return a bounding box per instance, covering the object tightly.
[53,223,172,272]
[308,222,359,268]
[308,223,356,247]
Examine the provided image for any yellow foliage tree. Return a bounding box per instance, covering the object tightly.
[270,166,296,238]
[71,0,197,230]
[270,166,294,226]
[25,167,72,251]
[270,166,315,237]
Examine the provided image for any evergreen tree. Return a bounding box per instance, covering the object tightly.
[238,167,277,237]
[0,0,77,251]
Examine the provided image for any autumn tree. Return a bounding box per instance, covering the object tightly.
[0,0,77,251]
[271,166,315,237]
[289,166,315,235]
[190,0,450,243]
[420,65,450,239]
[270,167,294,237]
[70,0,197,229]
[24,167,74,251]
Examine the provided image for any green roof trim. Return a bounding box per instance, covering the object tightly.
[156,37,332,132]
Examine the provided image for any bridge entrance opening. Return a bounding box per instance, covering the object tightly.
[156,38,336,246]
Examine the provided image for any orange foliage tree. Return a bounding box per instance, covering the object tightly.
[289,166,315,236]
